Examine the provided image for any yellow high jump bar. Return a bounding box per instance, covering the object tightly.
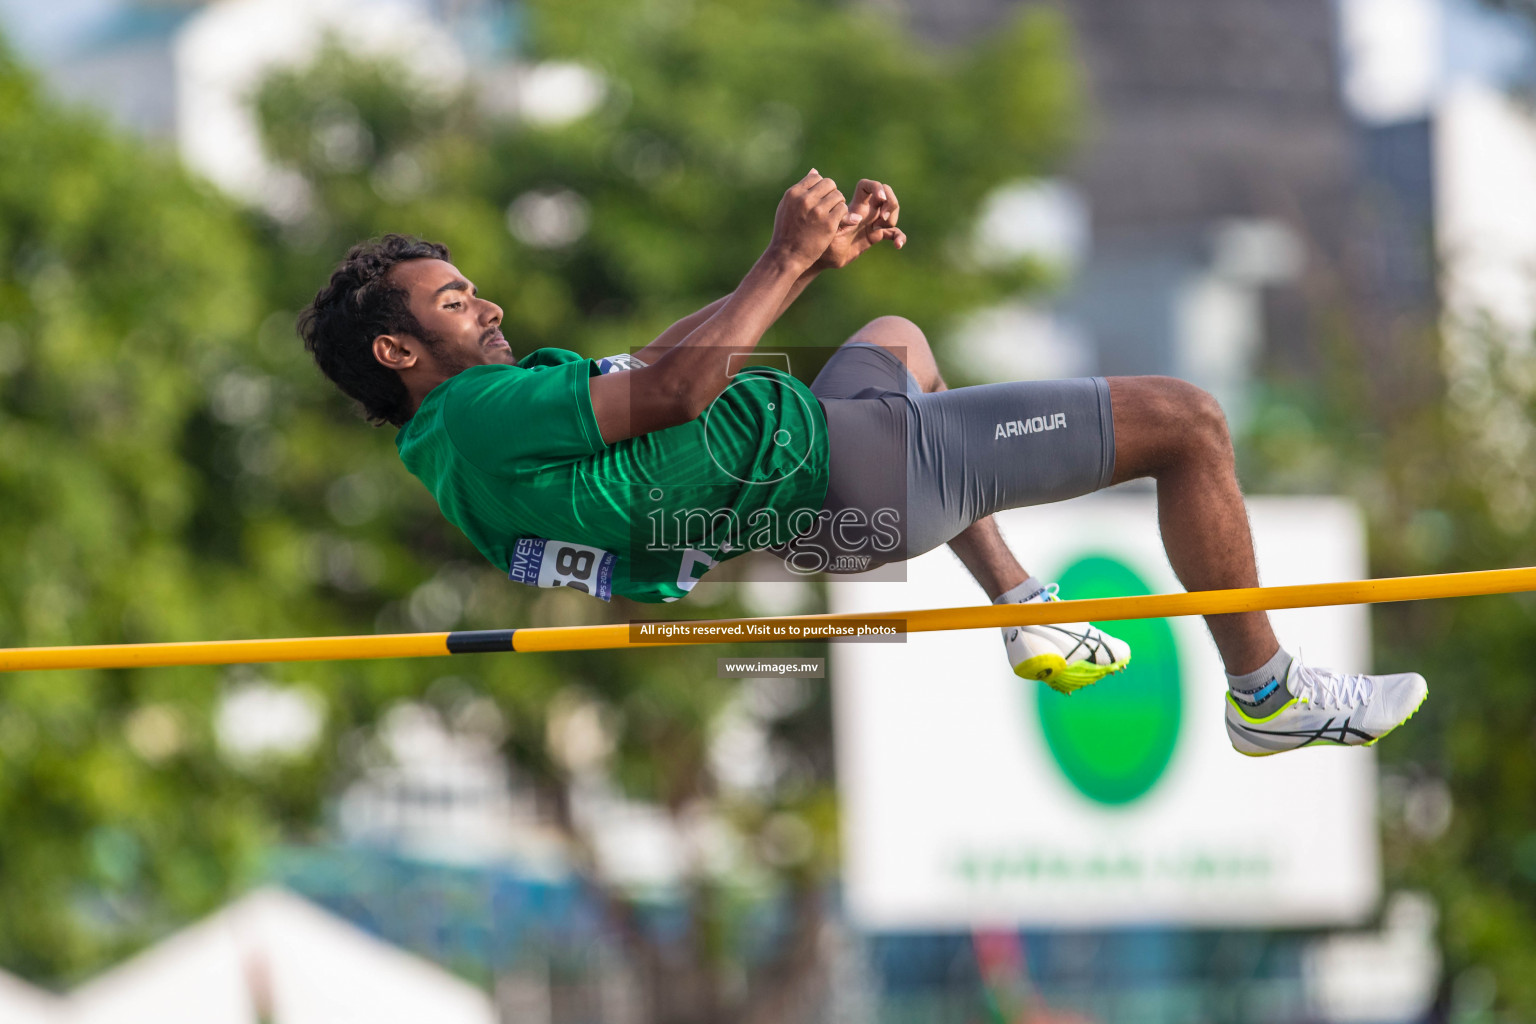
[1,566,1534,673]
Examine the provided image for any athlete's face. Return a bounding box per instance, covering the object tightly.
[391,258,513,374]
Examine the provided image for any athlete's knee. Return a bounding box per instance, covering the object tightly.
[1111,376,1233,474]
[854,315,927,350]
[1156,377,1232,460]
[850,317,940,391]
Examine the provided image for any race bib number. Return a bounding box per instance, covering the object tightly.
[595,352,647,375]
[508,538,616,601]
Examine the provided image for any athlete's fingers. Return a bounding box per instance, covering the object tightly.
[881,182,901,226]
[851,179,890,226]
[814,188,848,217]
[861,179,889,210]
[847,179,880,223]
[805,176,839,203]
[787,169,822,198]
[815,197,850,227]
[812,183,845,208]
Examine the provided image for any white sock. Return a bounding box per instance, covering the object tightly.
[1226,647,1294,715]
[994,576,1048,605]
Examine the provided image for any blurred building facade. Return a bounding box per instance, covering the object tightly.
[39,5,190,138]
[916,0,1459,427]
[915,0,1353,415]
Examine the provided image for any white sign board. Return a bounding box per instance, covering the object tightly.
[832,495,1381,929]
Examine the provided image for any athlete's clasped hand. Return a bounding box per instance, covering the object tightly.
[771,169,853,267]
[818,177,906,270]
[771,170,907,271]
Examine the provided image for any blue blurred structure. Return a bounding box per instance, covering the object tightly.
[265,842,1380,1024]
[870,929,1314,1024]
[268,844,607,979]
[0,0,516,139]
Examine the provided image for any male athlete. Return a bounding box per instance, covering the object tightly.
[299,170,1428,755]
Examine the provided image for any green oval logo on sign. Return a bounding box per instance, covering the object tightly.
[1035,556,1182,806]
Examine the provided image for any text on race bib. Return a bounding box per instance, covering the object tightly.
[595,352,646,375]
[508,538,616,601]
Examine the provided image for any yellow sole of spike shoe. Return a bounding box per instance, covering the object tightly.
[1014,653,1131,695]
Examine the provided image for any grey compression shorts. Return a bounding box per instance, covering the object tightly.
[781,342,1115,572]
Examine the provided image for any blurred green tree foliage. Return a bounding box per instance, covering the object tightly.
[0,42,337,981]
[0,0,1079,1014]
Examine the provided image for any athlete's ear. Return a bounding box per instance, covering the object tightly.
[373,333,418,371]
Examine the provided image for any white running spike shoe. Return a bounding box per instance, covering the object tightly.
[1001,585,1132,695]
[1225,658,1428,756]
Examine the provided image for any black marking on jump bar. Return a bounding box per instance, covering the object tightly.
[446,629,518,654]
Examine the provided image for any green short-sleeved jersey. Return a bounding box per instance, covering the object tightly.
[395,348,830,603]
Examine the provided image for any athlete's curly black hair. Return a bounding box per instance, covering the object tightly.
[298,234,450,426]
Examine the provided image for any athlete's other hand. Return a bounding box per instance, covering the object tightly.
[816,178,906,270]
[771,169,854,269]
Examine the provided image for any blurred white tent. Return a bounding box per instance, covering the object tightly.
[64,888,495,1024]
[0,969,62,1024]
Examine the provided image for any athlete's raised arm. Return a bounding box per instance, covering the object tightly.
[628,178,905,368]
[590,170,849,444]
